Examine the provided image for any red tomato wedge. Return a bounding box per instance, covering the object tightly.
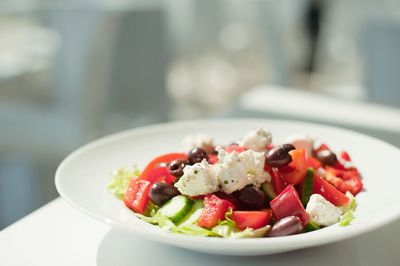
[124,179,152,214]
[136,153,187,181]
[198,194,235,228]
[231,210,272,230]
[270,185,310,225]
[313,175,349,206]
[280,149,308,185]
[270,168,288,194]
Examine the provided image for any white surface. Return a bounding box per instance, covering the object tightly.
[1,198,400,266]
[55,119,400,255]
[239,86,400,133]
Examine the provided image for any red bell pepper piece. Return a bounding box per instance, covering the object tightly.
[231,210,272,230]
[124,179,152,214]
[270,185,310,225]
[136,153,187,182]
[279,149,308,185]
[315,143,330,153]
[146,167,176,184]
[197,194,235,228]
[325,167,363,195]
[313,175,349,206]
[306,154,322,169]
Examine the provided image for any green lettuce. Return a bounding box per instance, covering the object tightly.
[136,207,270,238]
[108,165,140,199]
[339,210,355,226]
[339,192,357,226]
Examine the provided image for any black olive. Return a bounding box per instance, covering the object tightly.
[316,150,337,166]
[188,148,208,165]
[268,216,303,237]
[149,183,180,206]
[234,185,266,209]
[267,144,295,167]
[168,159,189,178]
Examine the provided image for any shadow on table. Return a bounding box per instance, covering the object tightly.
[96,219,400,266]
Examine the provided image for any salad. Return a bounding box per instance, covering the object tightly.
[108,127,362,238]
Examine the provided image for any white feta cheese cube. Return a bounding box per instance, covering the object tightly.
[306,194,342,226]
[239,127,272,152]
[174,160,219,196]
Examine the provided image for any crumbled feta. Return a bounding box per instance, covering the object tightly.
[285,134,314,155]
[215,150,271,194]
[306,194,342,226]
[239,127,272,152]
[174,160,219,196]
[215,146,227,161]
[182,134,214,153]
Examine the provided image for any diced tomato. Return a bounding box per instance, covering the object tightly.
[306,154,322,169]
[124,179,152,214]
[270,185,310,225]
[214,192,239,209]
[231,210,272,230]
[136,153,187,182]
[270,168,287,194]
[313,175,349,206]
[208,154,219,164]
[224,144,246,154]
[340,151,351,162]
[198,194,235,228]
[325,167,363,195]
[279,149,308,185]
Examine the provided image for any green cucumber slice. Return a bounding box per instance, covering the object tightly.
[178,200,204,227]
[261,181,277,201]
[301,168,314,206]
[158,195,193,224]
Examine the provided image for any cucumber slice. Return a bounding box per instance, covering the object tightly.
[301,168,314,206]
[304,220,320,232]
[178,200,204,227]
[158,195,193,224]
[261,181,277,201]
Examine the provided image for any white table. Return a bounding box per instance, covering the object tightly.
[1,198,399,265]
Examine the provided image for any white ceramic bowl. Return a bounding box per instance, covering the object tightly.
[55,119,400,255]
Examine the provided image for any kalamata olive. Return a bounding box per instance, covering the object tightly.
[316,150,337,166]
[168,159,189,177]
[234,185,266,209]
[149,183,180,206]
[188,148,208,165]
[268,216,303,237]
[267,144,296,167]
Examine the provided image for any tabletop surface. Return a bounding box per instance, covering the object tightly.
[1,198,400,266]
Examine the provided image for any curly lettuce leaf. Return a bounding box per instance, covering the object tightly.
[108,165,140,199]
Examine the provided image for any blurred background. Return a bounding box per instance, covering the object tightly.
[1,0,400,229]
